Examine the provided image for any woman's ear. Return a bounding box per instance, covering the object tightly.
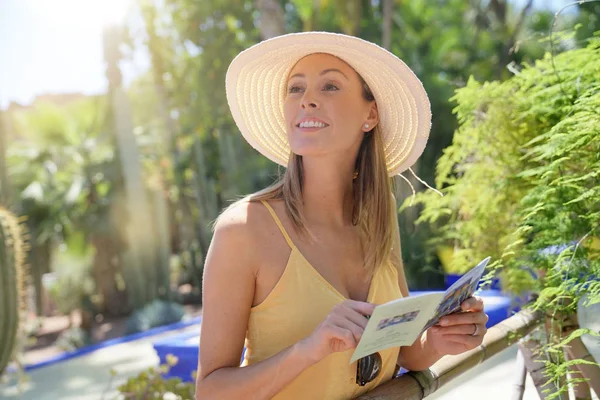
[365,102,379,131]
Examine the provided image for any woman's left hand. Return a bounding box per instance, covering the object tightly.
[425,296,488,357]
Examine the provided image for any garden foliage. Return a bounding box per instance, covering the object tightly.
[410,32,600,397]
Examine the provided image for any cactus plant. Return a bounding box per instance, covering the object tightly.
[0,206,28,376]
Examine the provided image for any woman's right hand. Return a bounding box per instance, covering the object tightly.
[299,300,376,364]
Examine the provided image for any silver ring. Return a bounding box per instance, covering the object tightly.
[471,323,479,336]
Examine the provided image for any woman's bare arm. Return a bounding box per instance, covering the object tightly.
[195,202,317,400]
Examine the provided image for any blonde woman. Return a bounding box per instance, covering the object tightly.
[195,32,488,400]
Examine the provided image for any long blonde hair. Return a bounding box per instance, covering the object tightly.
[218,76,400,280]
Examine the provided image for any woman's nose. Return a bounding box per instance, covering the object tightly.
[301,92,319,109]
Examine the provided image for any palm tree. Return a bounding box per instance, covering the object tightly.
[9,99,130,317]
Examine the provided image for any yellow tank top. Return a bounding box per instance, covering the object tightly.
[240,200,403,399]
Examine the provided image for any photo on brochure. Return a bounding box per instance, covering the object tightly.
[420,256,491,334]
[376,310,420,331]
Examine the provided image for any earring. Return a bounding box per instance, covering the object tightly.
[364,123,369,129]
[353,171,359,180]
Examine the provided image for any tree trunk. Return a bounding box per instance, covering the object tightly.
[217,128,241,202]
[255,0,285,39]
[382,0,393,50]
[335,0,363,36]
[90,235,130,316]
[484,0,533,79]
[499,0,533,78]
[29,237,51,316]
[150,188,171,299]
[141,1,210,295]
[110,85,157,309]
[104,22,157,309]
[191,137,214,257]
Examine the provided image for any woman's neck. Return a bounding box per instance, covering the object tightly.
[300,159,355,228]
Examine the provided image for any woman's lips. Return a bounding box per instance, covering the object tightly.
[296,125,329,132]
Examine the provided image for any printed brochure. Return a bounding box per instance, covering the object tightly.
[350,256,491,363]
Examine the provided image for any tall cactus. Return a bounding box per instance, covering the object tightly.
[104,22,156,309]
[0,207,28,375]
[0,110,12,206]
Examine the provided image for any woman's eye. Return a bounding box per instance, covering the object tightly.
[287,83,338,93]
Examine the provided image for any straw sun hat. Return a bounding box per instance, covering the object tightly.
[225,31,432,177]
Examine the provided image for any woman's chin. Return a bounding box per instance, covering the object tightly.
[288,140,324,157]
[289,146,325,158]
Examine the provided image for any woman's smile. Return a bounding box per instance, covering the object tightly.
[296,125,328,132]
[294,117,330,132]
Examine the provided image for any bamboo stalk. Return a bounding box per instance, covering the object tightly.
[517,338,560,399]
[564,336,600,397]
[354,308,543,400]
[564,346,592,400]
[511,348,527,400]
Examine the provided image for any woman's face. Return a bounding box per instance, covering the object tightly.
[283,53,378,162]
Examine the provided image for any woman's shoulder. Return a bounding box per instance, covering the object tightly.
[213,198,276,244]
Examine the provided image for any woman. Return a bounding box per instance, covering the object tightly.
[195,32,488,399]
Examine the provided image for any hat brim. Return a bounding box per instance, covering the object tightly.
[225,31,431,176]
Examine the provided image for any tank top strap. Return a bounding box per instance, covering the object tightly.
[260,200,295,249]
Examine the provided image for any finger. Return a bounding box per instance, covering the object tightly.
[440,311,488,327]
[331,315,365,343]
[442,334,483,347]
[344,308,370,330]
[431,324,485,336]
[461,296,484,312]
[345,300,377,317]
[332,302,371,329]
